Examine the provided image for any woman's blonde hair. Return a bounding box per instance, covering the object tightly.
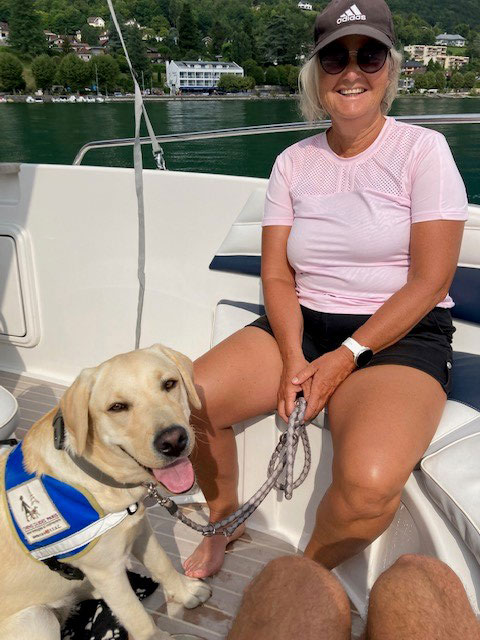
[298,47,403,122]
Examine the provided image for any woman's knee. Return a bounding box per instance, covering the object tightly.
[331,467,403,523]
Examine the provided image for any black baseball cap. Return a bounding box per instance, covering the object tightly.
[312,0,395,56]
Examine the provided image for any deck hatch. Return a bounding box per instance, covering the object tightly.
[0,235,27,338]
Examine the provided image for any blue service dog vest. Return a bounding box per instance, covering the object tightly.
[4,442,137,562]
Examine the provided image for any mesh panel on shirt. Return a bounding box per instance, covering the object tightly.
[290,137,341,198]
[354,125,423,196]
[288,123,425,199]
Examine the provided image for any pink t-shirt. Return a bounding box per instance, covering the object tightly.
[263,117,469,314]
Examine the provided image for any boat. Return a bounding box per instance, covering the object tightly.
[0,110,479,637]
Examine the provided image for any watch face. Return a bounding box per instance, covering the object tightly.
[356,348,373,368]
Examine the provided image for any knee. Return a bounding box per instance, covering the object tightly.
[333,468,402,522]
[248,555,350,613]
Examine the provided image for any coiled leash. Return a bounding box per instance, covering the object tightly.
[143,397,310,537]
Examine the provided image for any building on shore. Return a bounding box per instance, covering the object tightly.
[298,2,313,10]
[402,60,426,76]
[87,17,106,29]
[166,60,244,94]
[403,44,469,71]
[435,33,466,47]
[0,21,8,45]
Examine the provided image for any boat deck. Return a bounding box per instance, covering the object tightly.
[0,370,364,639]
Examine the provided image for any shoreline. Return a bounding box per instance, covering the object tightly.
[1,92,479,104]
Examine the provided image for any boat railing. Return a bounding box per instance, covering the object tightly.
[72,113,480,167]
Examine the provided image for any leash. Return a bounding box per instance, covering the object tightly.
[143,397,310,537]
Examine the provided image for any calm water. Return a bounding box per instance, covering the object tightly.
[1,96,479,203]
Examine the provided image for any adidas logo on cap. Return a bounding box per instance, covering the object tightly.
[337,4,366,25]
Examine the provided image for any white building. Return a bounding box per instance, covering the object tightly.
[298,2,313,10]
[87,17,105,29]
[166,60,244,93]
[436,33,466,47]
[398,77,415,92]
[0,21,8,45]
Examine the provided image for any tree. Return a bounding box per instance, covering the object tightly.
[8,0,46,56]
[265,66,279,85]
[57,53,91,92]
[61,37,73,56]
[230,31,253,65]
[288,66,300,92]
[178,2,200,55]
[257,13,297,66]
[451,72,464,91]
[209,20,227,55]
[0,52,25,91]
[463,71,476,90]
[414,73,427,90]
[169,0,182,28]
[92,54,120,92]
[31,54,56,91]
[242,59,264,85]
[125,26,151,83]
[435,70,446,91]
[51,7,83,35]
[81,24,100,46]
[423,71,436,89]
[217,73,252,92]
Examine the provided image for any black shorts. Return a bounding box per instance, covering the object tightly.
[247,306,455,394]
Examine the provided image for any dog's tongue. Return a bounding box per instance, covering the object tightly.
[152,458,195,494]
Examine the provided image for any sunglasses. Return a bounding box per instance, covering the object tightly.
[318,41,389,75]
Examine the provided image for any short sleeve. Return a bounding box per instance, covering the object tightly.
[409,132,469,224]
[263,150,294,226]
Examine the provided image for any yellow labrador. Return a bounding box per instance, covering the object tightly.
[0,344,211,640]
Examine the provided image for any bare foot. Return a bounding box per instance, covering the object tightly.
[183,524,245,578]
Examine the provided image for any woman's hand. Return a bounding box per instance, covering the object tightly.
[292,347,356,422]
[277,354,312,423]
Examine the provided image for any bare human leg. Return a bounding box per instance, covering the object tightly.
[183,327,284,578]
[363,554,480,640]
[227,555,351,640]
[304,365,446,569]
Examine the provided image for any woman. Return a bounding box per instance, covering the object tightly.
[184,0,468,579]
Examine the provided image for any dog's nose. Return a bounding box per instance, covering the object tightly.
[154,426,189,458]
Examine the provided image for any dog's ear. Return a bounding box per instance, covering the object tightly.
[148,344,201,410]
[59,367,97,455]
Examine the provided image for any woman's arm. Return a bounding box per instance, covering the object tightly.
[349,219,464,354]
[261,226,303,361]
[293,219,465,420]
[261,226,311,420]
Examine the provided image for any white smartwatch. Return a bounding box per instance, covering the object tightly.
[341,337,373,368]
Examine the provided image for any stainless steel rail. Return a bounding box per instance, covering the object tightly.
[72,113,480,166]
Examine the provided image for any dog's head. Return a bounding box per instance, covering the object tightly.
[59,344,201,492]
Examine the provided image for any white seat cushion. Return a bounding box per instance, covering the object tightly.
[0,385,18,439]
[421,433,480,564]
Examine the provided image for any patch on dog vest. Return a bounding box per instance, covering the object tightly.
[4,443,135,561]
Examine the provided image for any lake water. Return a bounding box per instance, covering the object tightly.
[0,96,479,203]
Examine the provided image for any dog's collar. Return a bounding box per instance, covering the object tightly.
[53,409,145,490]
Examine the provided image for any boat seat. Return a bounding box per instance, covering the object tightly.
[0,385,19,440]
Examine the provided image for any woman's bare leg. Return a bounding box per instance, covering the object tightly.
[363,554,480,640]
[227,556,351,640]
[304,365,446,568]
[184,327,284,578]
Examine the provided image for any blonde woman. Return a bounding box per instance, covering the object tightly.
[184,0,468,579]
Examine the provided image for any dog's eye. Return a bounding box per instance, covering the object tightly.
[108,402,129,412]
[163,379,177,391]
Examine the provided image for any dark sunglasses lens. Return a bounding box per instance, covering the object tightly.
[357,43,388,72]
[319,45,349,74]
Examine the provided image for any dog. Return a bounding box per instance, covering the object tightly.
[0,344,211,640]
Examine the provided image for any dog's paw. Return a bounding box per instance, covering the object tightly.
[166,574,212,609]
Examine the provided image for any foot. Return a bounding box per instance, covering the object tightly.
[183,523,245,578]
